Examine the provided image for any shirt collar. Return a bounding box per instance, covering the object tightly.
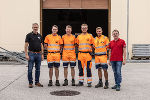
[51,33,58,36]
[65,34,72,36]
[113,38,120,42]
[32,31,38,35]
[81,32,88,35]
[96,35,104,39]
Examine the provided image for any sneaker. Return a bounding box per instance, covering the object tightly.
[48,80,53,86]
[29,84,33,88]
[35,83,43,87]
[63,79,68,86]
[104,81,109,89]
[55,80,60,86]
[76,82,83,86]
[72,79,75,86]
[95,81,103,88]
[116,85,120,91]
[111,85,117,89]
[87,83,92,87]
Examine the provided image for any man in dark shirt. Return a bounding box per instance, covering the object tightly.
[24,23,44,88]
[108,29,126,91]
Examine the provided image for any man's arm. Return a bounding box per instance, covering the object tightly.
[60,44,63,53]
[24,42,29,60]
[123,47,126,65]
[41,43,44,54]
[108,49,111,66]
[41,43,44,60]
[44,43,48,50]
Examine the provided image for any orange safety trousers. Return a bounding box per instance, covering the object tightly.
[78,52,92,83]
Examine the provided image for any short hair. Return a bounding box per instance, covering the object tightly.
[112,29,119,34]
[81,24,88,28]
[32,23,39,26]
[66,25,72,29]
[52,25,58,29]
[96,27,102,31]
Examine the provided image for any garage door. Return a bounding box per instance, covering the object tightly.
[43,0,109,9]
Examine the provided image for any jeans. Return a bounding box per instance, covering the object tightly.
[111,61,122,86]
[28,52,41,84]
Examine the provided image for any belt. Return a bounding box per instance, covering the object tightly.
[48,51,60,53]
[95,54,107,56]
[29,51,41,53]
[79,51,91,53]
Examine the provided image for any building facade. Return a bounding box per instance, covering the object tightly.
[0,0,150,59]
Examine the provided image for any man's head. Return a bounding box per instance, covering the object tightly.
[52,25,58,34]
[81,24,88,33]
[32,23,39,33]
[96,27,103,37]
[65,25,72,35]
[112,29,119,40]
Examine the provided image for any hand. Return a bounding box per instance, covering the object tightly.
[41,54,44,61]
[25,55,29,60]
[123,60,126,65]
[108,60,111,66]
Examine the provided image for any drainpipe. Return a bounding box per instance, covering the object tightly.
[127,0,129,60]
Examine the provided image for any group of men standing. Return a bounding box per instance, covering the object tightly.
[25,23,126,91]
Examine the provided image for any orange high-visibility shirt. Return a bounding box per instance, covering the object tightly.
[44,34,63,52]
[76,33,94,52]
[62,34,76,52]
[94,35,109,55]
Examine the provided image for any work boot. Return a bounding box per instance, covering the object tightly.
[76,82,83,86]
[28,84,33,88]
[35,83,43,87]
[95,81,103,88]
[104,81,109,89]
[55,80,60,86]
[63,79,68,86]
[48,80,53,86]
[111,85,117,89]
[116,85,120,91]
[72,79,75,86]
[87,83,92,87]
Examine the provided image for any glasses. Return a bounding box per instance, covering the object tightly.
[81,28,88,29]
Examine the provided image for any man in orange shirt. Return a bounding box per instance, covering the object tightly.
[44,25,63,86]
[94,27,109,89]
[76,24,94,87]
[62,25,76,86]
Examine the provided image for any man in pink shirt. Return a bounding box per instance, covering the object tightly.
[108,29,126,91]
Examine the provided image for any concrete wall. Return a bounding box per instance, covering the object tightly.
[0,0,150,59]
[128,0,150,58]
[111,0,150,59]
[0,0,40,52]
[111,0,128,56]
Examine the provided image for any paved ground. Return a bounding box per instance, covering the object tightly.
[0,60,150,100]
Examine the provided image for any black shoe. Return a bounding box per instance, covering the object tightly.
[111,85,117,89]
[95,82,103,88]
[116,85,120,91]
[63,79,68,86]
[72,79,75,86]
[76,82,83,86]
[55,80,60,86]
[87,83,92,87]
[104,81,109,89]
[48,80,53,86]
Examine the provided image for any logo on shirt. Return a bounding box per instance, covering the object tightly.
[38,37,41,39]
[56,41,58,43]
[86,39,89,41]
[71,40,74,43]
